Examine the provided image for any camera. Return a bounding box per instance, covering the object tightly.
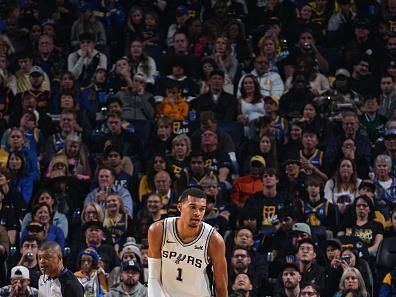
[341,255,352,263]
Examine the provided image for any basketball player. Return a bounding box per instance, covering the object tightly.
[147,187,228,297]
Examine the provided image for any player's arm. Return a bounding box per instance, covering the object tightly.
[148,220,165,297]
[208,230,228,297]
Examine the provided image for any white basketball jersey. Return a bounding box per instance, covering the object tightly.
[161,217,215,297]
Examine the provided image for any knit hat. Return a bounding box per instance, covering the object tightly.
[120,237,142,261]
[78,246,100,266]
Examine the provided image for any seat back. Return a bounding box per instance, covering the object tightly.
[377,237,396,270]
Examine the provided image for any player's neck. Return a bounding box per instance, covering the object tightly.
[176,218,202,242]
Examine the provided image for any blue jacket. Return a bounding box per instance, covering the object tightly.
[380,271,396,297]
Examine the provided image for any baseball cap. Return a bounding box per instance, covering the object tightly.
[29,66,44,76]
[11,266,29,279]
[83,221,104,231]
[385,128,396,139]
[291,223,311,236]
[281,263,300,273]
[323,238,342,250]
[250,155,266,166]
[121,260,141,272]
[335,68,351,78]
[27,222,45,232]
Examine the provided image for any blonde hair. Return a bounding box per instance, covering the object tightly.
[81,202,105,224]
[171,134,191,157]
[200,174,219,187]
[338,267,368,297]
[103,194,127,228]
[0,34,15,55]
[212,36,233,67]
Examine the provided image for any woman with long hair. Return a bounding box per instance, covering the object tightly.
[225,20,251,68]
[237,74,265,138]
[257,135,278,170]
[210,36,238,81]
[324,158,361,214]
[6,151,35,206]
[103,193,134,254]
[168,134,191,183]
[56,134,91,180]
[333,267,369,297]
[259,36,280,73]
[128,39,157,85]
[124,6,144,52]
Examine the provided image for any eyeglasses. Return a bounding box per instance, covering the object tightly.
[356,203,369,208]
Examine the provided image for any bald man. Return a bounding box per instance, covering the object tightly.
[38,241,84,297]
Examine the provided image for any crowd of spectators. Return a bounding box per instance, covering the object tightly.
[1,0,396,296]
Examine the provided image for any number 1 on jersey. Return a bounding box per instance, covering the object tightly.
[176,268,183,282]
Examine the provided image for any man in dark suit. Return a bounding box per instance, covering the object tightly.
[191,70,238,122]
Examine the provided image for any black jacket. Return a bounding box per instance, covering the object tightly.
[191,91,238,122]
